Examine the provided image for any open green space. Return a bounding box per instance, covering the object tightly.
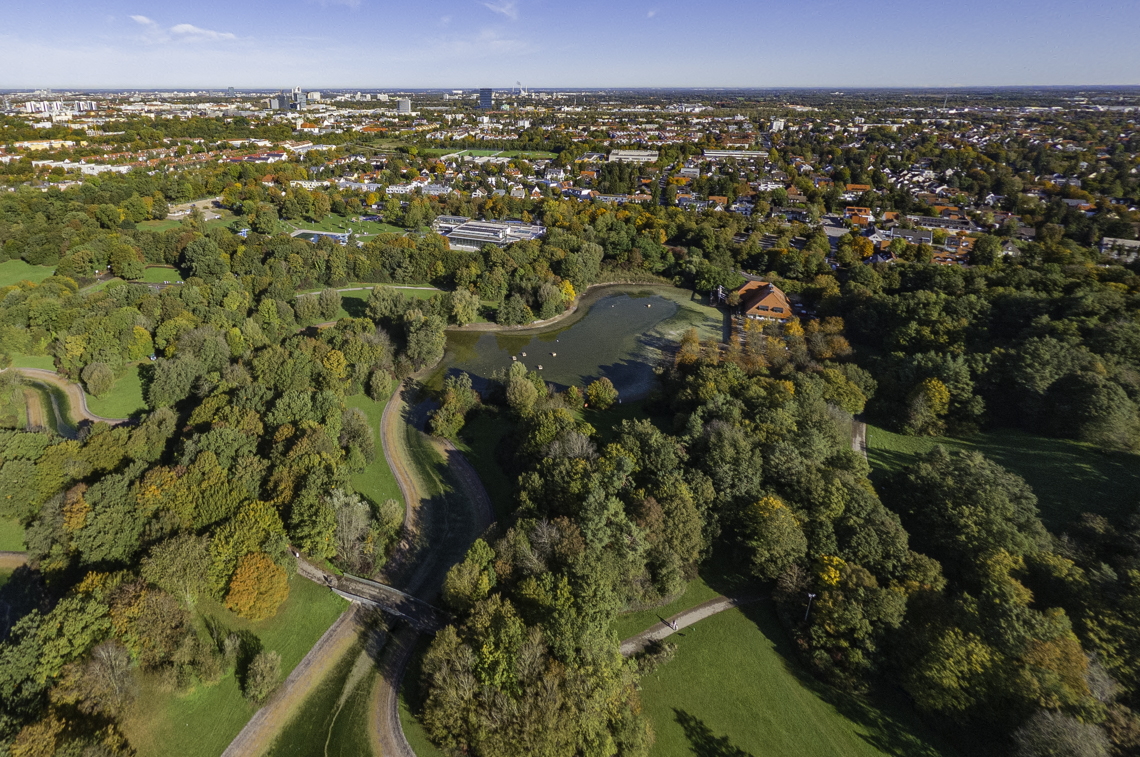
[87,364,147,418]
[866,424,1140,530]
[0,260,56,288]
[9,354,54,370]
[264,637,377,757]
[140,266,180,283]
[137,218,186,233]
[499,150,559,159]
[0,517,25,551]
[344,390,405,513]
[122,578,348,757]
[639,603,956,757]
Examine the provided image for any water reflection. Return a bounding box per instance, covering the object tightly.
[432,289,718,401]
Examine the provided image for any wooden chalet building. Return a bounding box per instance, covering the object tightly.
[736,281,793,321]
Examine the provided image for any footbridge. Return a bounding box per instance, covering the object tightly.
[294,556,450,633]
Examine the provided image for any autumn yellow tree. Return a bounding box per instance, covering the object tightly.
[225,553,289,621]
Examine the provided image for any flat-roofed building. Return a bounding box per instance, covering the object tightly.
[479,89,494,109]
[431,216,546,250]
[608,149,658,164]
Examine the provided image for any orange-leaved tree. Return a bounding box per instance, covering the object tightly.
[224,552,289,621]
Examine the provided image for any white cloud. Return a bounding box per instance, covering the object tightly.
[647,9,657,18]
[130,15,157,26]
[481,1,518,20]
[170,23,237,41]
[313,0,362,8]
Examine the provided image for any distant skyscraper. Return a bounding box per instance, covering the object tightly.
[479,89,493,109]
[227,87,235,98]
[397,98,412,114]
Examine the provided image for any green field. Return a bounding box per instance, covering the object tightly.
[87,364,147,418]
[639,603,956,757]
[264,637,377,757]
[0,260,56,288]
[10,354,54,370]
[137,218,186,232]
[866,424,1140,530]
[344,391,405,513]
[122,578,348,757]
[0,517,25,551]
[140,266,180,283]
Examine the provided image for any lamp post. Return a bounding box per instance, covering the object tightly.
[804,593,817,622]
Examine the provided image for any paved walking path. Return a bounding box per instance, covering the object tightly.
[619,594,766,657]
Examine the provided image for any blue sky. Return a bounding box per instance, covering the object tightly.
[1,0,1138,89]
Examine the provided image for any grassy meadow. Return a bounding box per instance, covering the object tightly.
[866,424,1140,530]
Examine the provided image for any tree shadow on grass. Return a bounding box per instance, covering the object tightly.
[341,295,369,319]
[734,600,962,757]
[675,709,755,757]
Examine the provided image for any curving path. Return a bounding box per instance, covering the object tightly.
[619,594,766,657]
[3,368,130,427]
[219,382,493,757]
[371,384,495,757]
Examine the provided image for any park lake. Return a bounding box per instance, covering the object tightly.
[426,285,727,398]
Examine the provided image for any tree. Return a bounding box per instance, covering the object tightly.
[318,288,342,321]
[141,533,211,605]
[224,552,289,621]
[182,237,229,281]
[498,294,533,326]
[80,362,114,399]
[586,377,618,409]
[451,288,480,326]
[506,372,538,416]
[1012,710,1110,757]
[741,495,807,580]
[109,242,144,280]
[971,235,1002,266]
[244,650,281,705]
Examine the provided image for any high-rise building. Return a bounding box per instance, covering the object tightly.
[227,87,235,98]
[397,98,412,114]
[479,88,493,109]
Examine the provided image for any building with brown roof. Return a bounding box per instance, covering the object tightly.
[736,281,792,321]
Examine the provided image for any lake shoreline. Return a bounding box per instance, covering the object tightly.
[447,280,683,334]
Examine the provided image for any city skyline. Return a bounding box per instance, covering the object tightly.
[1,0,1139,89]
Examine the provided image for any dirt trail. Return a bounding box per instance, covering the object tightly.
[5,368,129,426]
[0,552,29,571]
[370,386,495,757]
[22,388,45,430]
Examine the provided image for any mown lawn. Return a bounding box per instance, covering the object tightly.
[639,603,958,757]
[0,517,25,551]
[121,578,348,757]
[140,266,180,283]
[344,391,404,513]
[0,260,56,288]
[866,424,1140,529]
[264,638,376,757]
[87,364,147,418]
[9,354,54,370]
